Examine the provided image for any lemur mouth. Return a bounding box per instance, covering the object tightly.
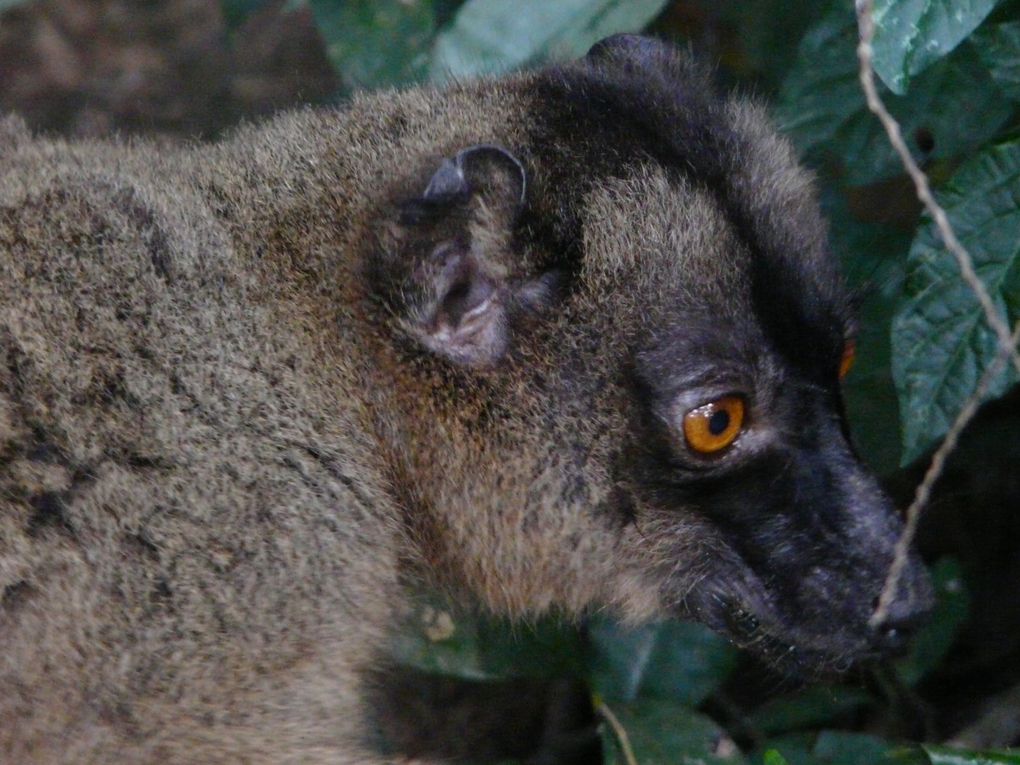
[683,581,885,678]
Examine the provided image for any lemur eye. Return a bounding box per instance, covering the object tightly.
[839,339,856,380]
[683,395,745,455]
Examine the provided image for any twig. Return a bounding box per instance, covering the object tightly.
[855,0,1020,627]
[871,322,1020,626]
[854,0,1020,377]
[596,699,639,765]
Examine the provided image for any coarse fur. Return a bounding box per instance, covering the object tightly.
[0,36,932,763]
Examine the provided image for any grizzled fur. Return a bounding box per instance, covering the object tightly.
[0,36,931,763]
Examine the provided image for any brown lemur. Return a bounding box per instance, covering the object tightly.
[0,34,932,763]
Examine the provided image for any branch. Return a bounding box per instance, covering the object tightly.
[596,699,639,765]
[872,322,1020,626]
[855,0,1020,627]
[854,0,1020,379]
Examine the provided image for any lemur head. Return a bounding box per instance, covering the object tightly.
[365,34,933,676]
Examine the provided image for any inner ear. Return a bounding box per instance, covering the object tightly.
[409,242,508,368]
[377,144,560,369]
[408,249,560,369]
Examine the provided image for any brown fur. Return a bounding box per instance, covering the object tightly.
[0,39,930,763]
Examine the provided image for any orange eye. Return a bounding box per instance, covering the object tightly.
[839,339,856,380]
[682,395,745,455]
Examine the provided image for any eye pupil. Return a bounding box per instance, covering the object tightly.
[708,410,730,435]
[681,395,745,455]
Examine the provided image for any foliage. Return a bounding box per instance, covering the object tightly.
[774,5,1010,187]
[588,618,739,706]
[220,0,1020,762]
[973,20,1020,99]
[870,0,1000,94]
[430,0,669,83]
[774,0,1020,468]
[891,142,1020,462]
[290,0,669,90]
[308,0,436,89]
[600,698,746,765]
[921,746,1020,764]
[383,561,1011,764]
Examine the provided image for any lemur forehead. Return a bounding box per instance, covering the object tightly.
[578,166,751,314]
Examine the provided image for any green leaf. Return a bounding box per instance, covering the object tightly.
[389,597,585,680]
[895,558,970,684]
[890,748,937,765]
[752,734,819,765]
[765,751,793,765]
[309,0,435,89]
[429,0,669,83]
[973,21,1020,101]
[892,141,1020,464]
[758,733,926,765]
[812,731,894,765]
[747,685,872,736]
[871,0,1000,94]
[921,745,1020,765]
[775,6,1011,185]
[588,618,739,706]
[600,699,746,765]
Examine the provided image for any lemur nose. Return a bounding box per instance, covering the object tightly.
[870,587,934,656]
[873,621,912,655]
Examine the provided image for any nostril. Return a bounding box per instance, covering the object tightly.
[868,559,935,655]
[876,624,909,655]
[871,606,927,656]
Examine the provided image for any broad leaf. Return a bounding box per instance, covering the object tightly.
[600,699,746,765]
[973,21,1020,101]
[747,686,871,736]
[871,0,1000,94]
[429,0,669,83]
[752,734,820,765]
[389,597,585,680]
[892,142,1020,465]
[755,733,931,765]
[588,618,739,706]
[309,0,435,89]
[921,745,1020,765]
[775,6,1011,185]
[812,732,895,765]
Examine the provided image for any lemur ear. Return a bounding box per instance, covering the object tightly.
[406,238,510,368]
[422,143,527,207]
[585,34,710,88]
[586,34,666,68]
[375,144,557,369]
